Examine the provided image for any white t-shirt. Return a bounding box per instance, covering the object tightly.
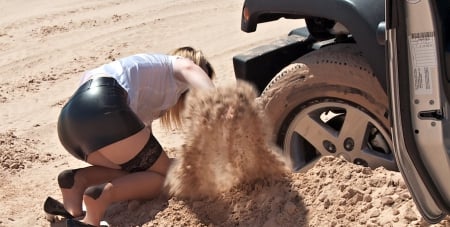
[80,53,189,126]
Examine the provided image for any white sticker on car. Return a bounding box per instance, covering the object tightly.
[408,32,437,95]
[406,0,421,4]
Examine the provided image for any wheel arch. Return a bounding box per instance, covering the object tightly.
[239,0,387,90]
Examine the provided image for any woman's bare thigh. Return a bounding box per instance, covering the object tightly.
[96,128,150,165]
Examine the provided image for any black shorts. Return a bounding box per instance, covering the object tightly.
[57,77,145,161]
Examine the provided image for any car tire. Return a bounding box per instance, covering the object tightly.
[259,43,397,172]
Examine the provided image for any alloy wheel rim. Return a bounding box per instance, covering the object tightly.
[284,100,397,172]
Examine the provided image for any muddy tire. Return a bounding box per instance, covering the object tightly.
[259,43,397,172]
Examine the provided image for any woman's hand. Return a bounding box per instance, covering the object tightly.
[224,106,235,120]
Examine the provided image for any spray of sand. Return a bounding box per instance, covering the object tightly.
[164,80,289,199]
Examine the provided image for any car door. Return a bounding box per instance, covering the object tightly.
[386,0,450,223]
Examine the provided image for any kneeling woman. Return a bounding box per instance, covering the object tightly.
[44,47,215,227]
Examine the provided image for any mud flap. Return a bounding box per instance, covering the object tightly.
[233,28,312,93]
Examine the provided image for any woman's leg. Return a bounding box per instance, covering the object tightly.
[81,170,165,226]
[59,166,128,217]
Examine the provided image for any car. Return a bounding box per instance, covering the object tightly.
[233,0,450,223]
[386,0,450,223]
[233,0,397,172]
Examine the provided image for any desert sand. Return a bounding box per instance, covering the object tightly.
[1,0,450,226]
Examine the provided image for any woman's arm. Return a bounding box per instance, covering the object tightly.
[172,57,215,90]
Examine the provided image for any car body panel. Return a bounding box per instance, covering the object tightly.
[240,0,387,88]
[386,0,450,223]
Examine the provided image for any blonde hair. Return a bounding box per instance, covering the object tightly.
[160,46,215,130]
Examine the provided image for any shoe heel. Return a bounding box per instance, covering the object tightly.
[45,212,57,223]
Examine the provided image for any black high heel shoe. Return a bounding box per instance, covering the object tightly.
[44,196,86,222]
[44,196,74,220]
[66,219,109,227]
[66,219,96,227]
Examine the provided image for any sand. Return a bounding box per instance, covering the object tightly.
[1,0,449,226]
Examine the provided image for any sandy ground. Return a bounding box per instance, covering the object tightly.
[1,0,450,226]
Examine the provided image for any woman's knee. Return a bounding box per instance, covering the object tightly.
[57,169,80,189]
[83,183,113,201]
